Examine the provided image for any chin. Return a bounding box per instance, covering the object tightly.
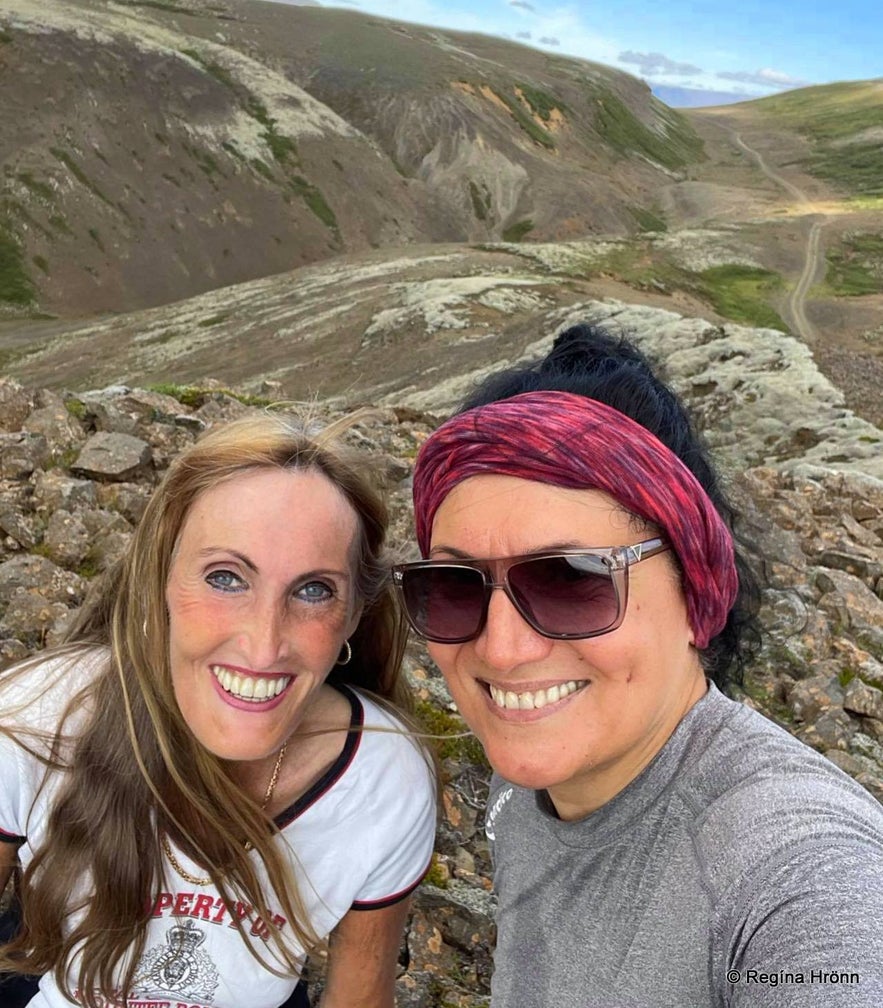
[484,746,569,791]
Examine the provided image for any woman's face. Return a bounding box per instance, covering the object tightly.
[427,474,706,820]
[166,467,362,764]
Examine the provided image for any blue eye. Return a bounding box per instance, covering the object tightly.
[297,581,334,603]
[206,570,246,592]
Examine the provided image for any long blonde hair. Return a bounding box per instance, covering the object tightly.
[0,412,409,1005]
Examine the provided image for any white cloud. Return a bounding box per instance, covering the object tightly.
[716,67,808,89]
[618,50,703,77]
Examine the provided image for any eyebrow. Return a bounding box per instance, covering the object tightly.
[198,547,258,572]
[197,548,352,582]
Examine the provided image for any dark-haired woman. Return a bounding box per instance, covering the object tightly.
[394,324,883,1006]
[0,413,435,1008]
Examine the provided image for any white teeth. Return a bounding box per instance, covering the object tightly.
[489,680,587,711]
[211,666,292,703]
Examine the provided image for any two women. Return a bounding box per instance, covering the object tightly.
[396,324,883,1006]
[0,414,435,1007]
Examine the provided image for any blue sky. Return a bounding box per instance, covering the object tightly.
[274,1,882,105]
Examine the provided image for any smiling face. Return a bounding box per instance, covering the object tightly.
[165,466,362,765]
[427,474,707,820]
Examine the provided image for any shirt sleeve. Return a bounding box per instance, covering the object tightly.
[726,841,883,1006]
[0,729,30,844]
[349,731,436,909]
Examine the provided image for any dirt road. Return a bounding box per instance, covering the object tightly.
[730,131,829,342]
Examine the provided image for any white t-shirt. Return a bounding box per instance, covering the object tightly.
[0,650,436,1007]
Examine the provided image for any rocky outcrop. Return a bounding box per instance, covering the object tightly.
[0,352,881,1004]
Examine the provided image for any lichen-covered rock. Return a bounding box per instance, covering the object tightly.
[95,482,153,525]
[0,432,49,479]
[31,471,99,515]
[0,554,85,606]
[0,378,33,432]
[42,510,92,569]
[0,588,72,649]
[23,391,88,459]
[72,432,153,481]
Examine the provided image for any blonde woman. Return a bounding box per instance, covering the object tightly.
[0,414,436,1008]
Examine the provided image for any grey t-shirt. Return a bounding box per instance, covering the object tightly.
[485,684,883,1007]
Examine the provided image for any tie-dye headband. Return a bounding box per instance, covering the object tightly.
[412,391,738,649]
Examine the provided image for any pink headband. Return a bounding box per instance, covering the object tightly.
[412,391,738,649]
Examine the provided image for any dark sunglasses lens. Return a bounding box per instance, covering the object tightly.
[508,554,619,636]
[401,566,487,642]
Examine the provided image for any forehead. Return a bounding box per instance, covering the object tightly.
[177,466,359,559]
[429,474,636,554]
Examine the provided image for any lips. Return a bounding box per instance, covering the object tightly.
[487,679,588,711]
[210,665,292,703]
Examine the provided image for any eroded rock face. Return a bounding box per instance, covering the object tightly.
[0,368,879,1006]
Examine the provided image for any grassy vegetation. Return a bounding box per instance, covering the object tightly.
[2,196,53,240]
[17,172,54,201]
[49,147,114,207]
[88,227,105,252]
[180,48,237,92]
[0,28,13,44]
[422,856,449,890]
[196,312,230,328]
[114,0,200,13]
[64,399,87,420]
[290,176,339,235]
[183,143,224,180]
[250,158,274,181]
[488,85,556,149]
[468,180,491,221]
[502,218,534,242]
[0,224,35,306]
[752,81,883,196]
[246,98,299,164]
[823,232,883,295]
[629,205,667,233]
[32,254,49,274]
[414,699,489,768]
[516,83,567,123]
[698,265,787,330]
[581,243,786,330]
[591,90,704,170]
[148,383,272,409]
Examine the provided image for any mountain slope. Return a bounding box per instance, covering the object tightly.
[710,79,883,197]
[0,0,704,315]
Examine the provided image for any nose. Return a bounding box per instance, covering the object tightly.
[236,597,290,670]
[473,584,553,671]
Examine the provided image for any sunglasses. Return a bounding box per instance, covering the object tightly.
[393,538,670,643]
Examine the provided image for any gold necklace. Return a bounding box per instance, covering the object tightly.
[162,741,288,886]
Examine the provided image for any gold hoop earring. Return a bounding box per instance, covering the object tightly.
[336,640,352,666]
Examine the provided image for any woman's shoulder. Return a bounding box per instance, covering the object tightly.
[348,687,433,772]
[680,689,883,897]
[0,644,108,730]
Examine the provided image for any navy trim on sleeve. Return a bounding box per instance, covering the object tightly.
[350,855,433,911]
[0,826,25,844]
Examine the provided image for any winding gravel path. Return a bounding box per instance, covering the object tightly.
[731,131,829,342]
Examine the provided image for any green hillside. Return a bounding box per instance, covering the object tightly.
[750,80,883,196]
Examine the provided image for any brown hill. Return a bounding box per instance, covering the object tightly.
[0,0,702,316]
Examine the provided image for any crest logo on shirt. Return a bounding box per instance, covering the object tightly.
[132,918,220,1002]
